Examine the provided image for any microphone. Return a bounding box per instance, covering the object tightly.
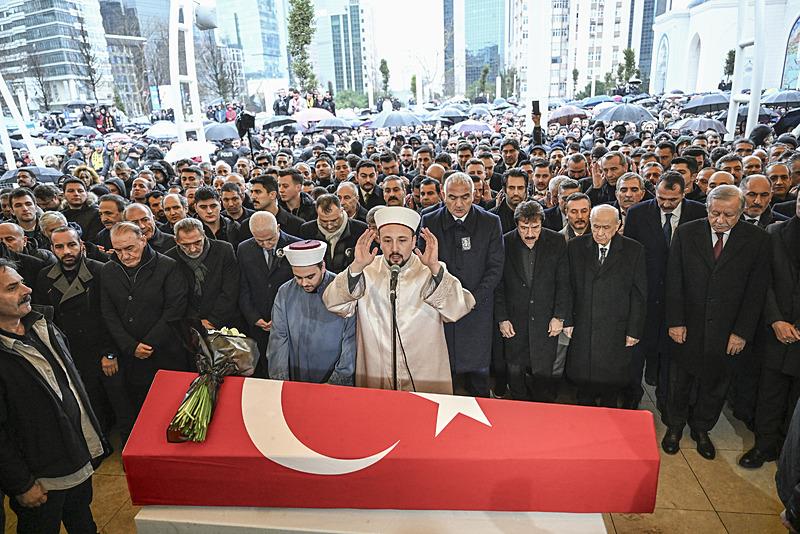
[390,264,400,299]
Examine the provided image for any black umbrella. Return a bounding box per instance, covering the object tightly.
[0,166,63,187]
[669,117,728,134]
[715,104,777,123]
[261,116,297,129]
[369,111,423,129]
[681,93,730,114]
[68,126,103,138]
[774,108,800,135]
[763,90,800,107]
[315,117,353,130]
[593,104,655,124]
[204,123,240,141]
[435,107,468,123]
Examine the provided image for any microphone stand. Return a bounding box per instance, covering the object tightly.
[390,282,398,391]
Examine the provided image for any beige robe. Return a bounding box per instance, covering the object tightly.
[323,254,475,394]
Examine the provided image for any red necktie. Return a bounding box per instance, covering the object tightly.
[713,232,724,261]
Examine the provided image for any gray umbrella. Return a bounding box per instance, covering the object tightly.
[204,123,240,141]
[0,166,63,188]
[593,104,655,124]
[68,126,103,138]
[681,93,730,114]
[669,117,728,134]
[315,117,353,130]
[368,111,423,129]
[762,90,800,107]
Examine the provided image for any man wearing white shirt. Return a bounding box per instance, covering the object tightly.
[663,185,770,460]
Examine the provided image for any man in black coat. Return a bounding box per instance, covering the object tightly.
[489,169,528,234]
[123,203,176,254]
[740,174,788,228]
[663,185,770,460]
[565,204,647,407]
[421,173,504,397]
[237,211,300,377]
[248,175,304,237]
[0,258,109,533]
[194,186,242,249]
[61,177,104,244]
[494,201,570,401]
[101,222,188,413]
[298,194,367,273]
[34,226,134,442]
[355,159,385,210]
[543,178,581,231]
[740,197,800,468]
[166,218,240,331]
[623,171,707,410]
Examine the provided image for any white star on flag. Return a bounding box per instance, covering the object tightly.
[412,392,492,437]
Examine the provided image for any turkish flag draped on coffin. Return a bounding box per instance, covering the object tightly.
[123,371,660,513]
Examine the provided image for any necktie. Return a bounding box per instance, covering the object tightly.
[599,246,607,265]
[713,232,724,261]
[745,217,758,225]
[663,213,673,246]
[266,249,274,270]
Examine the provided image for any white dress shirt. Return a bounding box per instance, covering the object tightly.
[711,228,731,248]
[661,201,682,235]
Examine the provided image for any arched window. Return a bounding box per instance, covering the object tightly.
[654,36,669,94]
[781,16,800,89]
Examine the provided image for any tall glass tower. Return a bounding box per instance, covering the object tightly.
[216,0,287,80]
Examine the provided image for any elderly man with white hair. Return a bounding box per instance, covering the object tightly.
[564,203,647,408]
[236,211,301,377]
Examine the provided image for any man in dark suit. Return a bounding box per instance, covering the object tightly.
[769,162,797,218]
[581,151,629,206]
[565,204,647,407]
[543,178,581,231]
[489,169,528,234]
[740,174,788,228]
[248,175,305,237]
[298,194,367,273]
[740,196,800,468]
[237,211,300,377]
[355,159,385,210]
[623,171,707,410]
[421,173,504,397]
[494,201,570,401]
[663,185,770,460]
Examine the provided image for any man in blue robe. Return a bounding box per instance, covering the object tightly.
[267,240,356,385]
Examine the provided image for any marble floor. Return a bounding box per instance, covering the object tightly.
[2,382,788,533]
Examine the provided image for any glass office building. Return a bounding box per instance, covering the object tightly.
[216,0,287,80]
[444,0,504,97]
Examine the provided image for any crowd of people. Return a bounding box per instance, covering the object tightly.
[3,93,800,531]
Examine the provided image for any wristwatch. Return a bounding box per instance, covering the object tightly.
[104,353,116,360]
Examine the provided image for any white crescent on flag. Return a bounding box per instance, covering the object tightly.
[241,379,399,475]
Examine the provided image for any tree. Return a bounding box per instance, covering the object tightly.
[327,80,334,97]
[287,0,317,92]
[75,19,104,102]
[335,90,368,109]
[410,75,417,97]
[572,68,579,95]
[196,31,234,102]
[501,67,517,98]
[724,49,735,80]
[477,64,489,97]
[27,49,54,112]
[622,48,638,83]
[379,59,390,96]
[616,63,625,85]
[113,89,126,113]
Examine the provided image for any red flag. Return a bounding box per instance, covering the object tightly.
[124,371,659,512]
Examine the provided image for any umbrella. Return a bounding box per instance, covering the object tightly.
[681,93,729,114]
[593,103,655,123]
[627,93,651,103]
[452,119,493,135]
[762,90,800,107]
[492,97,507,106]
[104,132,132,143]
[774,108,800,135]
[0,139,25,149]
[548,105,588,125]
[291,107,335,124]
[0,166,63,187]
[144,121,180,140]
[204,122,240,141]
[256,113,297,129]
[582,95,613,107]
[591,101,618,116]
[68,126,102,138]
[35,146,66,158]
[129,116,152,125]
[164,141,219,163]
[368,111,423,129]
[436,107,468,122]
[715,105,777,123]
[669,117,728,134]
[315,117,353,130]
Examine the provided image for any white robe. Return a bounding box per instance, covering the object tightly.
[323,254,475,394]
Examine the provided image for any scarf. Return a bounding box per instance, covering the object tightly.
[319,211,348,253]
[177,239,211,297]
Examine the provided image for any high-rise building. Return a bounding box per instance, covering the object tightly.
[0,0,114,110]
[444,0,504,97]
[100,0,148,116]
[311,0,373,95]
[216,0,289,81]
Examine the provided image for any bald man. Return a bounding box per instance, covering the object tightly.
[236,211,301,377]
[565,204,647,408]
[707,171,735,192]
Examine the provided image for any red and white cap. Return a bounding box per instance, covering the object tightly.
[283,240,327,267]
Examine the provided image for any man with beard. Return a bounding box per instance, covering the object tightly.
[123,204,175,254]
[10,189,48,249]
[560,192,591,240]
[382,176,406,207]
[324,207,475,394]
[61,178,103,244]
[167,218,240,331]
[544,178,581,231]
[101,222,188,413]
[35,226,134,442]
[268,240,356,385]
[490,169,528,234]
[355,159,384,210]
[495,138,525,175]
[314,154,334,188]
[249,175,304,237]
[0,258,108,534]
[336,182,368,222]
[329,153,352,193]
[298,194,366,273]
[193,187,242,249]
[237,212,300,376]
